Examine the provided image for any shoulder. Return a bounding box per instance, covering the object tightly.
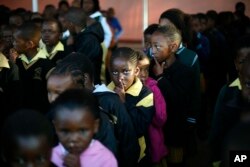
[83,140,118,166]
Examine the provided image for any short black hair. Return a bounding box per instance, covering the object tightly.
[1,109,54,154]
[59,0,69,9]
[144,24,158,36]
[16,22,41,44]
[42,18,63,33]
[51,89,100,120]
[49,52,95,86]
[110,47,138,67]
[233,35,250,60]
[65,7,87,28]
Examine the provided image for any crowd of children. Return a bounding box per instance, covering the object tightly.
[0,0,250,167]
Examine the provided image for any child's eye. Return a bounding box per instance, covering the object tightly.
[245,82,250,88]
[112,71,118,75]
[14,157,25,165]
[36,156,46,164]
[123,70,131,75]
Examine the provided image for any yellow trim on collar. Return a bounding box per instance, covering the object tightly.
[40,41,64,60]
[19,48,48,65]
[0,52,10,69]
[229,78,241,90]
[107,78,143,96]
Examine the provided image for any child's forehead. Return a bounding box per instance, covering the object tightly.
[14,135,48,149]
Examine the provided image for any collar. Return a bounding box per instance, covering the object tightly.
[229,78,242,90]
[93,84,115,93]
[108,78,143,96]
[42,41,64,59]
[0,52,10,70]
[19,48,48,64]
[90,11,102,18]
[176,43,185,54]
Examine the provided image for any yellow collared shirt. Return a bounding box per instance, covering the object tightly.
[40,41,64,60]
[229,78,241,90]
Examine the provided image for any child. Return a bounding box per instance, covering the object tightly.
[41,19,66,65]
[136,50,168,166]
[1,109,56,167]
[143,24,158,58]
[150,25,195,166]
[210,36,250,165]
[14,22,54,113]
[50,89,117,167]
[107,47,154,166]
[64,7,103,84]
[47,52,139,167]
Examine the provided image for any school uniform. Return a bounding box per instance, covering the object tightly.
[40,41,67,65]
[64,22,104,84]
[108,78,154,164]
[93,84,140,167]
[0,52,21,121]
[176,44,201,127]
[16,49,54,113]
[210,82,243,162]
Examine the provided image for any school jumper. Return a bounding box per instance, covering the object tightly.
[52,139,117,167]
[16,49,54,113]
[65,22,104,84]
[152,60,195,148]
[93,84,140,167]
[210,84,244,162]
[108,78,154,163]
[40,40,67,65]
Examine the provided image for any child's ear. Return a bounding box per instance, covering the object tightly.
[170,42,178,53]
[83,73,91,87]
[26,40,35,49]
[134,66,140,76]
[52,120,58,133]
[94,119,100,134]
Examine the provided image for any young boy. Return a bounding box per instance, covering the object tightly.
[14,23,54,113]
[64,7,104,84]
[41,19,66,65]
[1,109,56,167]
[210,35,250,165]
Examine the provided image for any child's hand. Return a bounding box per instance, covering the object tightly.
[153,57,166,76]
[114,79,126,103]
[67,36,74,45]
[9,48,19,63]
[63,153,81,167]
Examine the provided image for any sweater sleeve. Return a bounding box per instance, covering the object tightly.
[125,89,154,137]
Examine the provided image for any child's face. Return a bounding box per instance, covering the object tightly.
[82,0,94,14]
[151,32,173,63]
[47,75,79,103]
[8,136,51,167]
[42,22,60,47]
[235,48,250,72]
[240,65,250,105]
[191,17,201,33]
[110,57,139,90]
[54,108,99,155]
[138,58,150,84]
[144,34,152,50]
[2,30,13,47]
[13,31,28,54]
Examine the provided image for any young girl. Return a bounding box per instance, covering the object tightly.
[150,25,194,166]
[1,109,56,167]
[51,89,117,167]
[47,53,139,167]
[136,50,168,166]
[108,47,154,166]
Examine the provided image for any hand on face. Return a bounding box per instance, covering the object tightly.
[63,153,81,167]
[153,57,166,76]
[114,79,126,103]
